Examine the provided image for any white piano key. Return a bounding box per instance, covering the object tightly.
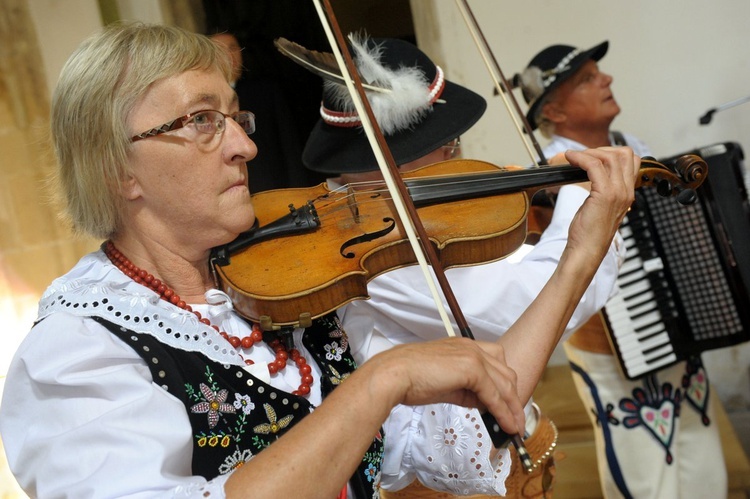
[642,343,677,361]
[610,310,662,332]
[625,347,676,369]
[615,327,668,352]
[624,300,660,320]
[620,257,645,275]
[607,302,654,322]
[616,323,666,344]
[625,247,640,259]
[616,327,668,352]
[606,283,656,312]
[625,352,678,378]
[622,289,656,308]
[618,268,647,286]
[643,257,665,273]
[620,332,671,360]
[617,278,654,298]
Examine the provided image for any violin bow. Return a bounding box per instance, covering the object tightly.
[453,0,548,167]
[311,0,534,473]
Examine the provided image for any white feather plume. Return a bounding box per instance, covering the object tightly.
[519,66,546,104]
[323,33,435,135]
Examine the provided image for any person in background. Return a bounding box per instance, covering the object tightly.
[210,30,326,192]
[294,35,636,497]
[515,40,727,498]
[209,32,244,87]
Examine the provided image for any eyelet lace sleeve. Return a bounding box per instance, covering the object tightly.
[380,403,511,496]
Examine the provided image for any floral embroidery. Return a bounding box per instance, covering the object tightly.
[370,471,382,499]
[196,432,233,448]
[233,393,255,415]
[324,341,344,361]
[365,463,378,482]
[619,375,681,463]
[219,449,254,475]
[253,403,294,435]
[169,308,202,327]
[327,317,349,351]
[191,383,236,428]
[440,461,470,485]
[328,365,350,386]
[121,291,159,310]
[433,415,470,456]
[681,356,711,425]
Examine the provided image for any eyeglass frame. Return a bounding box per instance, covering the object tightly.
[130,109,255,142]
[442,137,461,159]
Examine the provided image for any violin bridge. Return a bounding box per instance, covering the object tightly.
[346,185,361,223]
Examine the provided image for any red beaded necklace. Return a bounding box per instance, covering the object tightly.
[103,241,313,396]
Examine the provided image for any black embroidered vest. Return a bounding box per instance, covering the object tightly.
[94,313,383,498]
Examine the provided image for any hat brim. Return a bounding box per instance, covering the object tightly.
[302,79,487,174]
[526,41,609,130]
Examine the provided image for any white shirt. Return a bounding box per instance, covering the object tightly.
[542,132,652,159]
[345,183,625,491]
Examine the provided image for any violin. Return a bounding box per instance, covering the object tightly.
[211,155,707,331]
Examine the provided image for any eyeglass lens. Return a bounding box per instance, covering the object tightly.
[190,110,255,136]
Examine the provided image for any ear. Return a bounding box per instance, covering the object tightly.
[541,101,566,125]
[119,172,143,201]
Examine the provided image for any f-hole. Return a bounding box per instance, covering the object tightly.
[340,217,396,258]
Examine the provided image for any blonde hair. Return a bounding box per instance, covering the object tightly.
[50,21,232,239]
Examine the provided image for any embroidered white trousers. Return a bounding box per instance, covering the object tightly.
[563,342,727,499]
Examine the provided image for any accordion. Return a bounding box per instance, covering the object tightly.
[602,142,750,379]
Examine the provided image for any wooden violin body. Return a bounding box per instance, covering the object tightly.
[212,155,707,329]
[215,160,527,329]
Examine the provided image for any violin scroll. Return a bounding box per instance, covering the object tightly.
[672,154,708,184]
[637,154,708,205]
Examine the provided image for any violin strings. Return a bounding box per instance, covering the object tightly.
[309,166,579,224]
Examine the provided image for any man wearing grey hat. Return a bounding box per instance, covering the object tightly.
[516,41,727,498]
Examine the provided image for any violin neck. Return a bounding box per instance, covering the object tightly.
[406,165,588,206]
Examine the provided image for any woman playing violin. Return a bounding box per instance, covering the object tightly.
[0,23,638,498]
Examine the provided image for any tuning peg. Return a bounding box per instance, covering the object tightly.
[676,186,698,205]
[656,178,673,198]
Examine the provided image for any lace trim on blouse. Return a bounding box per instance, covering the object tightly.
[37,250,245,367]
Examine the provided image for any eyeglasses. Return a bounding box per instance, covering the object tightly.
[131,109,255,142]
[442,137,461,159]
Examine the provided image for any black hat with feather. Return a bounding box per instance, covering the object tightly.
[276,35,486,174]
[513,41,609,130]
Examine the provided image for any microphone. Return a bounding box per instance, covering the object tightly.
[699,109,716,125]
[699,94,750,125]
